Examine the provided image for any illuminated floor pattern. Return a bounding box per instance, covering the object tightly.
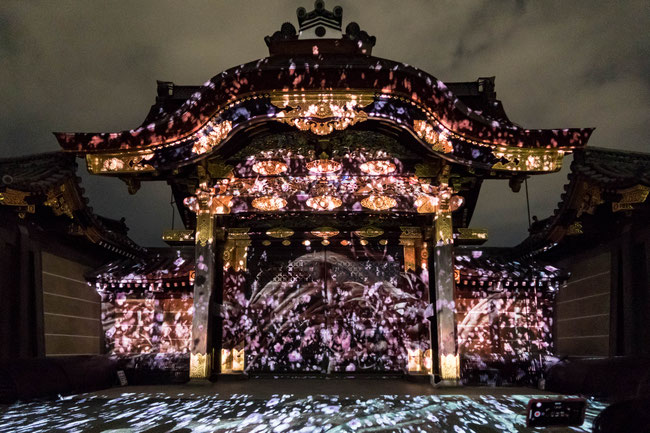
[0,393,606,432]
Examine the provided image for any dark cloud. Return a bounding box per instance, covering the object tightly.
[1,0,648,247]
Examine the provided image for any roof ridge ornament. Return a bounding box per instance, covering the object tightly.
[297,0,343,37]
[265,1,376,56]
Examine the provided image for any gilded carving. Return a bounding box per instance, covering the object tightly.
[401,241,417,272]
[232,348,245,372]
[413,120,454,153]
[576,183,603,217]
[223,244,234,268]
[226,229,251,271]
[87,152,156,174]
[189,352,211,379]
[435,211,453,245]
[195,213,214,246]
[354,226,384,238]
[234,240,251,272]
[228,228,251,240]
[440,353,460,381]
[266,227,294,238]
[184,192,232,216]
[191,120,233,155]
[311,227,339,238]
[86,121,231,174]
[0,188,30,206]
[44,185,74,218]
[83,90,572,176]
[566,222,583,236]
[162,229,194,243]
[399,226,421,239]
[360,195,396,211]
[491,147,564,172]
[271,91,372,136]
[456,227,488,241]
[612,184,650,212]
[399,227,421,272]
[221,349,232,373]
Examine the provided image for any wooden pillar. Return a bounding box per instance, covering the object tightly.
[210,231,225,375]
[400,227,432,375]
[190,195,216,380]
[220,228,250,374]
[433,194,460,385]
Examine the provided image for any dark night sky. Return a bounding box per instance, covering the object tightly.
[1,1,648,247]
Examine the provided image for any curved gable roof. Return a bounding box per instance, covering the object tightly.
[55,54,593,155]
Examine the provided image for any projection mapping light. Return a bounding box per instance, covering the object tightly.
[0,392,608,432]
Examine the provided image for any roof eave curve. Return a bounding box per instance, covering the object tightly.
[54,54,594,155]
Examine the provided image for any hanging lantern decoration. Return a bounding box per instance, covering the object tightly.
[359,160,396,175]
[266,227,294,238]
[311,227,340,238]
[306,159,342,174]
[252,196,287,211]
[252,160,287,176]
[361,195,396,211]
[306,178,342,211]
[354,226,384,238]
[306,195,342,211]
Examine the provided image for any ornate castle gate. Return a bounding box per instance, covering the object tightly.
[57,2,591,385]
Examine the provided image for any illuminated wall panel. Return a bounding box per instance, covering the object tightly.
[455,281,555,361]
[104,294,193,355]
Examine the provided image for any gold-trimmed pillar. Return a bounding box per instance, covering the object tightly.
[187,182,231,380]
[190,195,215,380]
[433,189,460,386]
[401,227,433,375]
[399,227,420,273]
[220,228,250,374]
[226,228,252,272]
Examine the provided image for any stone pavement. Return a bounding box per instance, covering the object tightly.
[0,379,607,432]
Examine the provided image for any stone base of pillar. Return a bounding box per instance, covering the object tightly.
[187,378,214,385]
[404,372,430,383]
[215,373,249,382]
[432,377,461,388]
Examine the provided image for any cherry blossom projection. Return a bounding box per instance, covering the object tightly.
[222,238,431,373]
[0,392,608,432]
[454,250,562,384]
[102,292,193,356]
[91,245,562,381]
